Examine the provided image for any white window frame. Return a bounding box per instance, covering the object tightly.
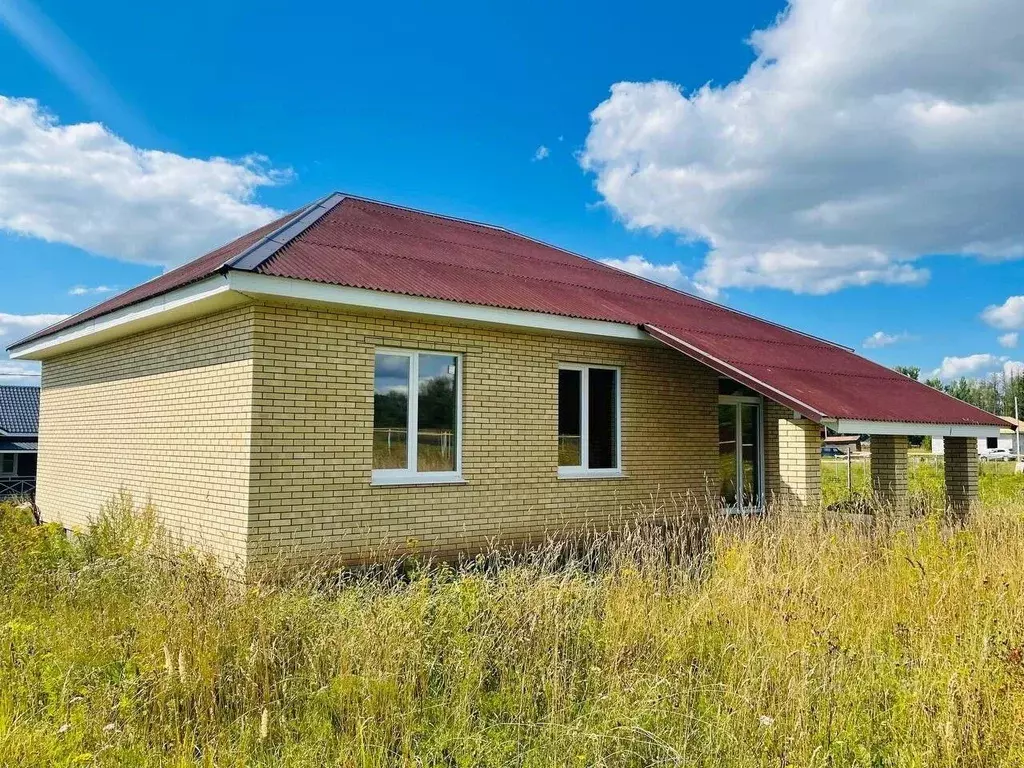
[557,363,623,479]
[0,453,16,477]
[372,348,464,486]
[718,394,765,513]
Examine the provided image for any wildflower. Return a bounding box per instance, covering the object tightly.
[57,723,71,735]
[103,723,116,732]
[759,715,775,727]
[260,707,269,741]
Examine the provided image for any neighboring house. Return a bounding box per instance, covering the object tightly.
[7,194,1005,566]
[822,434,866,455]
[933,417,1020,456]
[0,385,40,500]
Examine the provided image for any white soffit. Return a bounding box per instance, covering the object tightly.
[8,272,650,360]
[825,419,1003,438]
[8,277,240,360]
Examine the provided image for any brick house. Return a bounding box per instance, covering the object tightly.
[7,194,1003,565]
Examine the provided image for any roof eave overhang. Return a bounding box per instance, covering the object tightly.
[4,274,1014,441]
[644,324,1005,438]
[821,419,1003,438]
[643,324,829,422]
[7,276,242,361]
[7,271,653,361]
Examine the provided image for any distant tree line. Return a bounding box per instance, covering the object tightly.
[373,376,456,430]
[894,365,1024,418]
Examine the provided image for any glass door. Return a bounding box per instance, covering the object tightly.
[718,397,763,511]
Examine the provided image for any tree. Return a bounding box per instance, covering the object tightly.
[894,365,920,381]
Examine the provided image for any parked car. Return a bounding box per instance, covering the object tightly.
[981,447,1017,461]
[821,446,844,457]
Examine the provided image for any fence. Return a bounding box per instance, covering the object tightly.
[0,478,35,500]
[822,453,946,493]
[373,428,455,458]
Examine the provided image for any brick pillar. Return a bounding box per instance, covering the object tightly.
[943,436,978,518]
[776,417,821,508]
[870,434,908,510]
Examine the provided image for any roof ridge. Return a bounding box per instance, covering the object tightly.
[222,192,347,272]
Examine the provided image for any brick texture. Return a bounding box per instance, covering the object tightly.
[870,434,909,510]
[35,299,828,566]
[36,307,256,563]
[943,436,978,517]
[247,303,722,563]
[770,415,822,507]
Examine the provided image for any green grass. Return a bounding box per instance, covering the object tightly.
[822,456,1024,508]
[5,486,1024,765]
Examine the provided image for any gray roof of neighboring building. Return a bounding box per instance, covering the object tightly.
[0,439,37,452]
[0,385,39,436]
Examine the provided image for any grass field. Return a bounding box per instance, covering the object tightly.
[822,455,1024,509]
[5,478,1024,766]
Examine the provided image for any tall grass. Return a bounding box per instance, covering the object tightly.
[4,490,1024,766]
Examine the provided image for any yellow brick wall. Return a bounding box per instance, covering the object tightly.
[943,436,978,517]
[36,306,256,563]
[870,434,909,510]
[775,416,822,507]
[248,303,720,563]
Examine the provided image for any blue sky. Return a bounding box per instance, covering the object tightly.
[2,0,1024,384]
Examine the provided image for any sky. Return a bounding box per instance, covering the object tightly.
[3,0,1024,385]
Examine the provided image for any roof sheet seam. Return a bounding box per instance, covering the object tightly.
[225,193,347,272]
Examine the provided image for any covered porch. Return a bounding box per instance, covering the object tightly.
[643,325,1004,514]
[714,382,991,513]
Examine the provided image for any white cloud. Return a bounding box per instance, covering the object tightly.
[533,145,550,161]
[1003,359,1024,379]
[999,332,1019,348]
[862,330,910,349]
[0,360,40,385]
[0,311,68,384]
[68,285,115,296]
[600,254,718,298]
[0,96,289,268]
[982,296,1024,330]
[0,312,68,337]
[931,353,1003,381]
[581,0,1024,294]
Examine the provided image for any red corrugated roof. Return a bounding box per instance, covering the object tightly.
[10,194,1003,427]
[17,208,303,343]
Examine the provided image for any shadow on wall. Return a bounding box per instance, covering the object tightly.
[36,306,257,392]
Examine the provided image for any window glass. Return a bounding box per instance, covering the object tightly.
[588,368,617,469]
[718,405,738,505]
[18,453,36,477]
[417,354,458,472]
[558,369,582,466]
[0,454,14,475]
[740,403,761,507]
[373,353,410,469]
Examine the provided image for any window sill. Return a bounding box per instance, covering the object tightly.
[557,468,625,480]
[371,472,466,487]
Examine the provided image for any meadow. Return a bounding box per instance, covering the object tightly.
[821,454,1024,508]
[3,467,1024,766]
